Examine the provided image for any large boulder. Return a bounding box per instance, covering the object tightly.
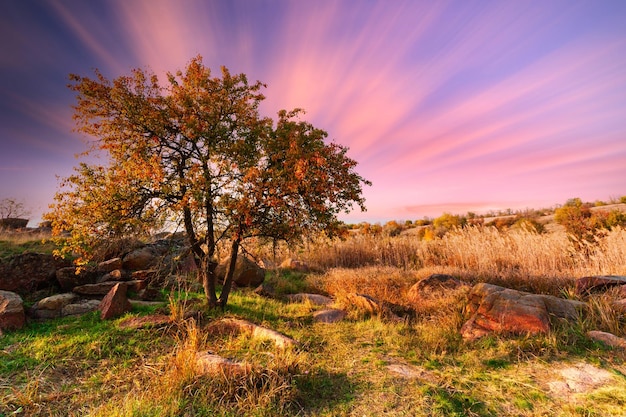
[0,290,25,330]
[0,253,71,295]
[215,256,265,287]
[122,242,170,271]
[460,283,584,340]
[73,280,146,295]
[99,283,132,320]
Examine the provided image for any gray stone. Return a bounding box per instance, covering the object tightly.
[313,309,347,323]
[61,299,101,316]
[287,293,333,306]
[35,293,77,311]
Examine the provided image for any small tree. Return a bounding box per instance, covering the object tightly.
[0,198,30,219]
[46,56,370,308]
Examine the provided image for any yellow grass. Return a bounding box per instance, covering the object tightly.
[279,226,626,296]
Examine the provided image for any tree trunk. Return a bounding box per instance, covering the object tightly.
[203,258,219,307]
[217,237,240,309]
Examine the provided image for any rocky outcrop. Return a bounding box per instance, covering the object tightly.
[460,283,584,340]
[99,283,132,320]
[215,256,265,287]
[0,290,25,330]
[576,275,626,295]
[0,253,71,294]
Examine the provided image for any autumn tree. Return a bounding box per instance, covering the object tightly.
[46,56,370,308]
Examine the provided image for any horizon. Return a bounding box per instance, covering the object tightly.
[1,1,625,226]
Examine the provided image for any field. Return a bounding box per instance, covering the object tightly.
[1,223,626,416]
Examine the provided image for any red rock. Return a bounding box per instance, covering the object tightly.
[97,258,123,273]
[461,283,583,340]
[576,276,626,295]
[0,290,25,330]
[99,283,132,320]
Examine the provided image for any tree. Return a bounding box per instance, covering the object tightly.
[46,56,370,308]
[0,198,31,219]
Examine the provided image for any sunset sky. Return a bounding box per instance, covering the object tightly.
[1,0,625,225]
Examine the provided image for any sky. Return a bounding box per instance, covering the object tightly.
[1,0,626,225]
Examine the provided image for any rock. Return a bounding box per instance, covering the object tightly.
[99,283,132,319]
[122,244,168,271]
[407,274,469,301]
[313,309,346,323]
[576,275,626,295]
[61,299,101,316]
[287,293,333,306]
[98,269,132,283]
[35,293,77,311]
[460,283,583,340]
[73,280,146,295]
[56,267,97,291]
[118,314,171,329]
[279,258,310,272]
[195,352,251,376]
[215,256,265,287]
[97,258,123,273]
[587,330,626,349]
[253,282,276,298]
[137,286,162,301]
[0,253,71,295]
[131,270,158,281]
[0,290,25,330]
[207,318,296,349]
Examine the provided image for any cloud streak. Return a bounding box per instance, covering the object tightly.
[0,0,625,223]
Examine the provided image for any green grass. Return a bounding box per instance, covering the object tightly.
[0,238,57,258]
[2,269,626,416]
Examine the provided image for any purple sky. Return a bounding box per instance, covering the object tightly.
[1,0,625,225]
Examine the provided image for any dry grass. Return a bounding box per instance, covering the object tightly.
[279,226,626,296]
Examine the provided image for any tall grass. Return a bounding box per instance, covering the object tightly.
[278,226,626,296]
